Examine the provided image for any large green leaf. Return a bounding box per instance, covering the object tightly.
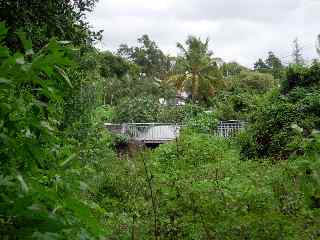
[0,78,12,90]
[64,198,105,236]
[0,78,12,85]
[16,31,33,51]
[60,153,77,167]
[0,46,9,58]
[17,173,29,193]
[32,232,60,240]
[0,21,8,42]
[55,66,73,88]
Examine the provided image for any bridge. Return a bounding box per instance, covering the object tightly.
[105,121,246,144]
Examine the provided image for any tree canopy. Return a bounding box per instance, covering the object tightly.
[117,35,170,79]
[254,52,284,79]
[169,36,223,102]
[0,0,102,50]
[221,61,248,77]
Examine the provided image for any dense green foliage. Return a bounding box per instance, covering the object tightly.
[205,69,278,121]
[1,1,320,238]
[117,35,171,79]
[230,70,277,93]
[100,49,175,106]
[0,22,113,239]
[94,49,320,238]
[254,51,284,79]
[221,61,248,77]
[113,97,206,124]
[0,0,102,50]
[92,132,320,239]
[168,36,223,102]
[114,96,160,123]
[157,104,205,123]
[282,61,320,94]
[239,62,320,160]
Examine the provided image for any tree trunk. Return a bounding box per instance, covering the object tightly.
[191,74,199,101]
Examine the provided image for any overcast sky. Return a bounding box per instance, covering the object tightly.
[88,0,320,68]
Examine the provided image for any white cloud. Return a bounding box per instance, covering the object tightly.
[88,0,320,67]
[173,0,302,22]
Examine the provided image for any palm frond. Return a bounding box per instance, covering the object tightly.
[176,42,187,55]
[166,73,188,91]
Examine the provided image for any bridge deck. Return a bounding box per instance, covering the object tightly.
[105,123,181,143]
[105,121,245,143]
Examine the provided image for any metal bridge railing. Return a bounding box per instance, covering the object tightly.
[215,120,246,138]
[105,123,181,143]
[105,121,246,143]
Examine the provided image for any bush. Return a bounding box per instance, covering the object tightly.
[114,99,205,124]
[185,111,219,134]
[0,23,114,239]
[239,87,320,160]
[94,105,115,124]
[96,131,320,239]
[232,70,278,93]
[239,95,302,160]
[282,62,320,94]
[113,96,160,123]
[157,103,204,123]
[238,63,320,161]
[209,91,255,121]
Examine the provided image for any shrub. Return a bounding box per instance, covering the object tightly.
[296,90,320,131]
[232,70,278,93]
[185,111,219,134]
[94,105,115,124]
[101,132,320,239]
[113,96,160,123]
[157,103,204,123]
[0,23,113,239]
[239,87,320,160]
[282,62,320,94]
[238,62,320,161]
[209,91,255,121]
[239,95,302,160]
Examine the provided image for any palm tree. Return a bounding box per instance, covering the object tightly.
[168,36,223,102]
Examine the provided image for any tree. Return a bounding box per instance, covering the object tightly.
[0,22,111,238]
[221,62,248,77]
[99,51,174,105]
[282,61,320,94]
[100,51,139,79]
[113,96,160,123]
[0,0,102,50]
[170,36,223,102]
[254,58,270,73]
[117,35,170,79]
[254,52,284,79]
[233,70,277,93]
[292,38,304,65]
[265,51,284,79]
